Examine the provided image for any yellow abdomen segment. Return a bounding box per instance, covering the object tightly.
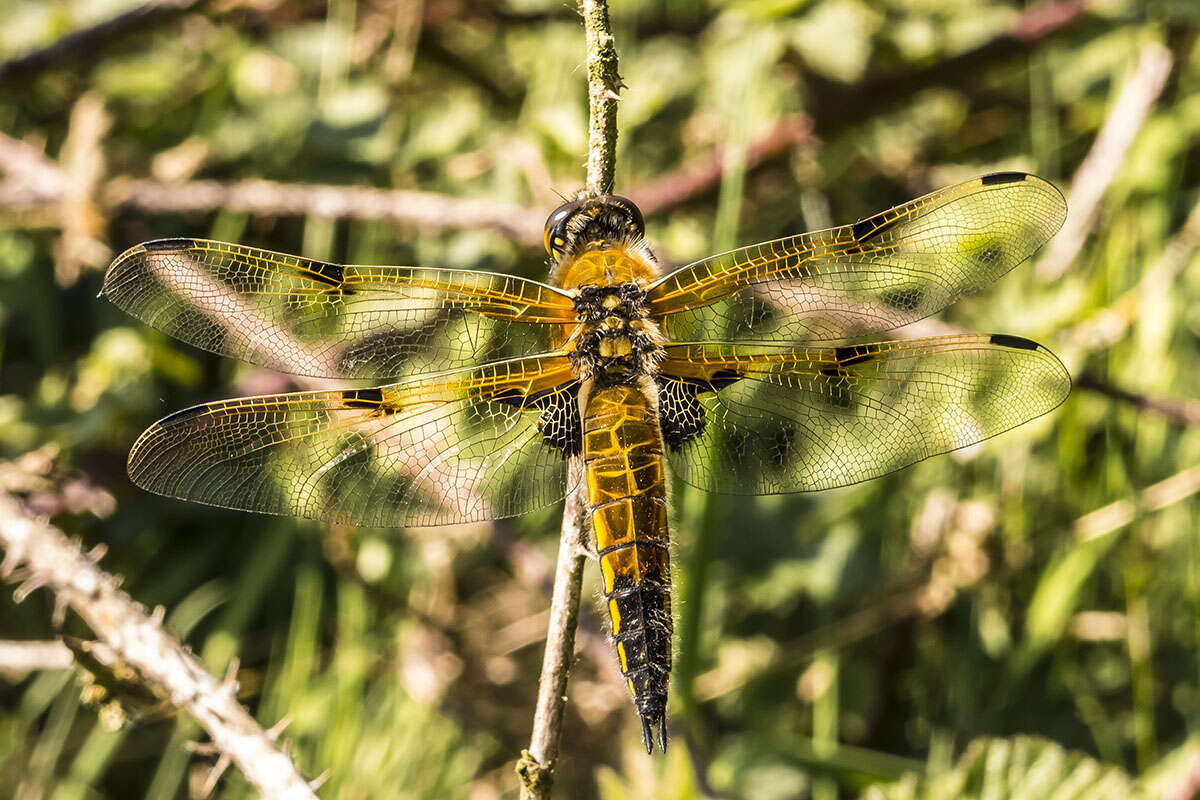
[583,382,672,751]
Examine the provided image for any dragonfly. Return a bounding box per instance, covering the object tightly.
[102,171,1070,753]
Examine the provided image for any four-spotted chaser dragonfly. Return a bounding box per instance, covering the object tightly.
[102,171,1070,753]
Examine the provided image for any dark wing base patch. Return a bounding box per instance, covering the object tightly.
[657,371,741,452]
[493,382,582,458]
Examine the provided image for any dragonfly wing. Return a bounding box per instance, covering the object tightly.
[102,238,578,379]
[127,355,579,526]
[657,335,1070,494]
[646,173,1066,342]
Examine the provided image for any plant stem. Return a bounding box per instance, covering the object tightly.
[581,0,621,197]
[517,2,621,796]
[517,462,588,800]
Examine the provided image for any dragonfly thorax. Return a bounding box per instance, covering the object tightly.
[571,283,664,382]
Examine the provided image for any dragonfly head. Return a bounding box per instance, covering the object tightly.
[544,194,645,261]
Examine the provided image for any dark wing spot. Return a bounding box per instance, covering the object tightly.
[489,387,528,408]
[766,421,797,470]
[533,383,582,458]
[157,404,208,427]
[851,211,901,242]
[835,344,875,367]
[989,333,1039,351]
[307,260,345,288]
[708,370,742,392]
[143,238,196,252]
[657,378,707,452]
[981,171,1027,186]
[880,285,926,311]
[343,387,384,408]
[976,240,1003,266]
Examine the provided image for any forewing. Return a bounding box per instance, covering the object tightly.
[658,335,1070,494]
[647,173,1066,342]
[102,238,578,379]
[127,356,578,526]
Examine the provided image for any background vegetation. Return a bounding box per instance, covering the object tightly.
[1,0,1199,797]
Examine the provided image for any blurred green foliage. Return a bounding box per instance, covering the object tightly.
[1,0,1200,798]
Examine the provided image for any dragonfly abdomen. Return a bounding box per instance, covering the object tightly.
[582,382,673,753]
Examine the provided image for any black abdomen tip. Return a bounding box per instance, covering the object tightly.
[636,696,668,754]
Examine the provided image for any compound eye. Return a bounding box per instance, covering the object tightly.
[606,195,645,238]
[544,199,583,257]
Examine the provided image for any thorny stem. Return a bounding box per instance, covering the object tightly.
[0,492,318,799]
[517,462,589,800]
[581,0,622,197]
[518,2,621,797]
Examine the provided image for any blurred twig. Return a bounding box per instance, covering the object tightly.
[1066,191,1200,351]
[0,640,73,675]
[0,491,319,800]
[627,115,814,216]
[55,93,113,286]
[0,113,811,257]
[1074,463,1200,543]
[1169,753,1200,800]
[104,177,547,247]
[0,131,548,248]
[0,0,203,87]
[1037,41,1174,280]
[1075,374,1200,426]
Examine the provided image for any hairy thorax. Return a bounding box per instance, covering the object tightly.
[555,247,665,384]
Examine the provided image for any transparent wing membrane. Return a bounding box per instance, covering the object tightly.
[647,173,1067,343]
[102,238,577,379]
[127,356,578,526]
[657,334,1071,494]
[108,174,1073,523]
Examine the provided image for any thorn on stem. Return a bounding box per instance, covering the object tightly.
[310,770,332,791]
[268,713,293,740]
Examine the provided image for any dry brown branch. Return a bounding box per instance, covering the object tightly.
[517,461,589,800]
[0,492,318,800]
[626,115,815,216]
[0,0,203,87]
[0,136,69,203]
[55,93,113,286]
[1037,41,1174,280]
[105,177,547,247]
[489,525,625,682]
[0,109,811,255]
[1065,191,1200,351]
[1074,375,1200,426]
[1074,463,1200,543]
